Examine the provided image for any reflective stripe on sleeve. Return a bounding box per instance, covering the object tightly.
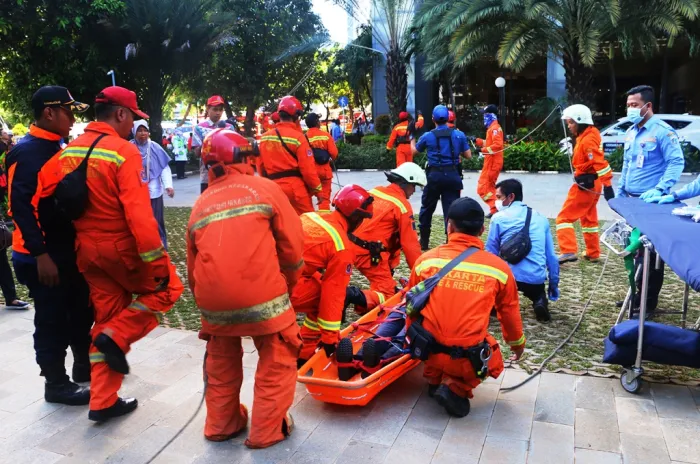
[306,213,345,251]
[139,246,166,263]
[317,317,341,331]
[369,189,408,214]
[508,334,526,347]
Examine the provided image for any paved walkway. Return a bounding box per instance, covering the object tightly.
[165,172,693,220]
[2,309,700,464]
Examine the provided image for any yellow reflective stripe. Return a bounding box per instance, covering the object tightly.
[306,213,345,251]
[60,147,126,166]
[128,301,162,321]
[482,192,493,201]
[414,258,508,285]
[581,227,600,233]
[189,204,273,237]
[259,136,300,146]
[317,317,341,331]
[508,334,526,347]
[303,316,319,331]
[375,291,386,304]
[369,188,407,214]
[89,352,105,363]
[139,246,165,263]
[556,223,574,231]
[200,294,292,325]
[307,136,328,143]
[597,165,612,177]
[484,147,493,154]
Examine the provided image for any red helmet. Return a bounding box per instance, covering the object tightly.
[448,110,456,123]
[271,112,280,123]
[398,111,409,121]
[202,129,257,166]
[332,184,374,220]
[277,96,303,119]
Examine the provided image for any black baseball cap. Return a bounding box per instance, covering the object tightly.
[448,197,485,229]
[31,86,89,116]
[305,113,320,128]
[480,104,499,115]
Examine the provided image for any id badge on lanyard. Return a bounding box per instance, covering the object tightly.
[636,154,644,168]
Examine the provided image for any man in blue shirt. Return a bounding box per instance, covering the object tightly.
[486,179,560,322]
[618,85,684,314]
[411,105,471,251]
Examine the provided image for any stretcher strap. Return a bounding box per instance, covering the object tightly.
[349,307,406,334]
[336,354,405,375]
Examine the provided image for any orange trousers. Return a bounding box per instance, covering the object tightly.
[556,181,602,258]
[355,254,398,313]
[318,175,333,210]
[77,234,183,410]
[290,273,338,360]
[275,177,314,215]
[423,334,503,398]
[396,144,413,167]
[477,155,503,214]
[203,323,301,448]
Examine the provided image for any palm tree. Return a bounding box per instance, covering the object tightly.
[334,0,417,122]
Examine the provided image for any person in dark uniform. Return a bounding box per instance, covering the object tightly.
[7,86,93,405]
[411,105,471,251]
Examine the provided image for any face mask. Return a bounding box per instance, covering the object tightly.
[627,103,648,125]
[495,200,505,211]
[483,113,497,128]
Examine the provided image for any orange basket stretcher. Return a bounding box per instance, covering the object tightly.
[296,292,420,406]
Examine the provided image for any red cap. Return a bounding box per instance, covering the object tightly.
[398,111,409,121]
[95,86,149,119]
[207,95,225,107]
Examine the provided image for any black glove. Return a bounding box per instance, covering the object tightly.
[604,185,615,201]
[468,136,477,144]
[322,343,336,357]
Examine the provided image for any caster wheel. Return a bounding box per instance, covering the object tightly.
[620,370,641,393]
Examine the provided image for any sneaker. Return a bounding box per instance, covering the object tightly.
[433,384,470,417]
[5,299,29,310]
[88,397,138,422]
[336,337,357,382]
[558,253,578,264]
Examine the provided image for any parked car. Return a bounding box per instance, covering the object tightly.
[600,114,700,155]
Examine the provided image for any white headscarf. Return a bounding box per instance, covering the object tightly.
[133,119,149,136]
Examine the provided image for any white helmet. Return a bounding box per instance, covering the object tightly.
[386,162,427,187]
[561,104,593,125]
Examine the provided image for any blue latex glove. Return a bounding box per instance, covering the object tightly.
[548,283,560,302]
[657,194,675,204]
[640,188,662,201]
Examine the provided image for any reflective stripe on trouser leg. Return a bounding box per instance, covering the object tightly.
[204,336,248,440]
[299,314,321,360]
[555,222,577,255]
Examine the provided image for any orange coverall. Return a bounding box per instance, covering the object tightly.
[476,121,505,214]
[49,122,183,411]
[387,121,413,167]
[258,122,322,215]
[408,233,525,398]
[187,163,304,448]
[415,115,425,130]
[350,184,421,311]
[556,126,612,259]
[305,127,339,210]
[290,211,354,360]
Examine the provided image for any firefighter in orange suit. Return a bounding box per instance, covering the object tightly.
[447,110,456,129]
[292,185,374,364]
[305,113,339,210]
[387,111,414,167]
[345,162,426,313]
[187,129,303,449]
[415,110,425,131]
[50,87,184,422]
[556,104,613,263]
[258,96,322,215]
[407,197,525,417]
[475,104,504,216]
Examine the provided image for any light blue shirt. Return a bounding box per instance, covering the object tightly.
[674,174,700,201]
[485,201,559,285]
[330,124,342,142]
[618,115,685,197]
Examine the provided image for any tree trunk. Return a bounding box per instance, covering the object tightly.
[362,77,373,110]
[608,55,617,122]
[224,100,234,120]
[659,45,669,113]
[385,45,408,123]
[563,53,596,109]
[244,105,256,137]
[179,102,193,126]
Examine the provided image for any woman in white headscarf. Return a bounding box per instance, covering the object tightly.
[131,120,174,250]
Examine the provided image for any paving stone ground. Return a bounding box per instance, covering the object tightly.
[3,309,700,464]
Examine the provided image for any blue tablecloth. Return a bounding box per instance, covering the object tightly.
[609,197,700,292]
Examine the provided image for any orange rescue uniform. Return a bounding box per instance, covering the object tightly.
[416,115,425,130]
[258,122,322,215]
[305,127,339,210]
[387,121,413,167]
[49,122,183,411]
[408,233,525,398]
[290,211,354,360]
[350,184,421,311]
[187,163,304,448]
[556,126,612,259]
[476,121,504,214]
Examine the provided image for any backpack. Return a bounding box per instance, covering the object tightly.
[54,134,106,221]
[499,207,533,264]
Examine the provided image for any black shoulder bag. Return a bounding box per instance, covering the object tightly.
[304,134,331,165]
[54,134,107,221]
[499,207,533,264]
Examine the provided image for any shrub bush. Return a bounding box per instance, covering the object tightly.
[374,115,392,135]
[607,144,700,173]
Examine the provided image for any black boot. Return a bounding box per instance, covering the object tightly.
[45,380,90,405]
[88,397,138,422]
[419,229,430,252]
[533,296,551,322]
[360,338,379,379]
[336,337,357,382]
[72,362,91,383]
[433,384,470,417]
[344,286,367,311]
[94,333,129,375]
